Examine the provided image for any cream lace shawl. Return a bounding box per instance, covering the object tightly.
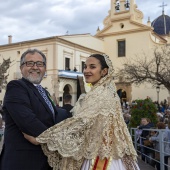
[36,55,137,170]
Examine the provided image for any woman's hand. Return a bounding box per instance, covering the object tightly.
[22,133,40,145]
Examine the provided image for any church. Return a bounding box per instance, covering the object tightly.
[0,0,170,106]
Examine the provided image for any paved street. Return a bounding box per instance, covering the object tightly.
[138,157,155,170]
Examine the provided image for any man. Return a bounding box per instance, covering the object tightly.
[62,94,73,117]
[0,49,68,170]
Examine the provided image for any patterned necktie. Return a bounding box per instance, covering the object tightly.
[36,85,55,116]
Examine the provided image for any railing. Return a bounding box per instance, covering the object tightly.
[131,128,170,170]
[0,127,169,170]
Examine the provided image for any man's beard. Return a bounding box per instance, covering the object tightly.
[25,74,44,84]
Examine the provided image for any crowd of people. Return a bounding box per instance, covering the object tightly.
[122,99,170,127]
[121,99,170,170]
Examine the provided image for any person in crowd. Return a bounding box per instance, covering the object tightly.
[165,109,170,119]
[149,122,166,170]
[62,94,73,117]
[164,115,169,127]
[139,129,156,167]
[137,118,154,162]
[23,53,140,170]
[160,104,165,113]
[123,113,131,126]
[136,119,143,145]
[156,112,164,122]
[0,49,68,170]
[146,129,157,167]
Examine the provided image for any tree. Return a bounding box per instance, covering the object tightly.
[118,46,170,92]
[0,58,11,92]
[129,98,158,128]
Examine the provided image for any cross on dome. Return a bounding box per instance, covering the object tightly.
[159,2,167,15]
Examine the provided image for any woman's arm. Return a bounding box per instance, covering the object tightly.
[23,133,40,145]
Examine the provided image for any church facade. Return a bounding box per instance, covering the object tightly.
[0,0,170,105]
[94,0,170,103]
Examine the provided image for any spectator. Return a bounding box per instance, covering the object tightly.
[123,113,131,125]
[144,129,157,167]
[138,118,154,161]
[156,112,164,122]
[62,94,73,118]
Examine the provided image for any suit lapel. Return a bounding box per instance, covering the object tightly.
[21,78,55,121]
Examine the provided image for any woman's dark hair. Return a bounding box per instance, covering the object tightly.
[89,54,109,69]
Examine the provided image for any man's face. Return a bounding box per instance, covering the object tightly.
[20,52,46,84]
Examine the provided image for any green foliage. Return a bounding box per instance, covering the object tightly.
[129,98,158,128]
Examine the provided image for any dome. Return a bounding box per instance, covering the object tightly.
[151,14,170,35]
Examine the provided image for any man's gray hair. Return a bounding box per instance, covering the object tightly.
[20,49,47,66]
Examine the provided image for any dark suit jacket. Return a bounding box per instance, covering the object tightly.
[55,107,69,123]
[0,78,68,170]
[62,104,73,118]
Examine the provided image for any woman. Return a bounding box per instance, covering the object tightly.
[24,54,139,170]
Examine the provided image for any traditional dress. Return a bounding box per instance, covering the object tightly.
[36,54,140,170]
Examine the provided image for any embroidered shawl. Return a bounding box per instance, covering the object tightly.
[36,54,137,170]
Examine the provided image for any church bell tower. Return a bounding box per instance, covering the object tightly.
[109,0,143,24]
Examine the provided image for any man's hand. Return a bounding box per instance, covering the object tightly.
[22,133,40,145]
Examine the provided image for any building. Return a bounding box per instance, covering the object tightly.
[0,0,170,105]
[94,0,170,103]
[0,35,103,105]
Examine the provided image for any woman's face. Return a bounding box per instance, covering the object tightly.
[83,57,108,85]
[141,118,148,125]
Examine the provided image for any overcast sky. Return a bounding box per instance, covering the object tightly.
[0,0,169,45]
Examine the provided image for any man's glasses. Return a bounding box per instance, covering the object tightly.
[21,61,46,67]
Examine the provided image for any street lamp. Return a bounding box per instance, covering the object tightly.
[156,85,160,103]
